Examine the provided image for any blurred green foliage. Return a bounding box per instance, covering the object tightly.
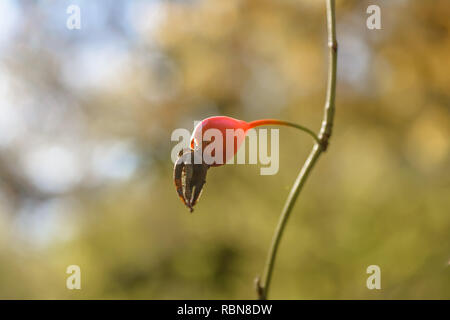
[0,0,449,299]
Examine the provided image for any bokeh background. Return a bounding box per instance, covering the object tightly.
[0,0,449,299]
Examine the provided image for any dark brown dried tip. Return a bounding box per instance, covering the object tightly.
[173,148,209,212]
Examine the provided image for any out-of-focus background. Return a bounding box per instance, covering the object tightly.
[0,0,449,299]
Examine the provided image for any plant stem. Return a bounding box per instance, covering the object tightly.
[248,119,321,144]
[256,0,337,300]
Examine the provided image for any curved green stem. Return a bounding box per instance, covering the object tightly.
[256,0,337,300]
[248,119,321,144]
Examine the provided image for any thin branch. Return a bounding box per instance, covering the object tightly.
[256,0,337,300]
[248,119,321,144]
